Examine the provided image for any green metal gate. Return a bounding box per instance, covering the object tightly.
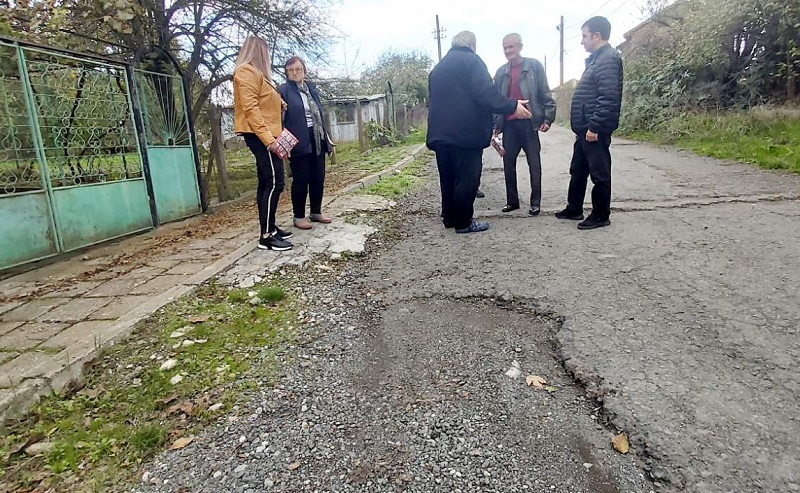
[0,39,203,271]
[134,70,201,223]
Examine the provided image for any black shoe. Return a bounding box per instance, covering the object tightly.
[528,206,541,216]
[274,226,293,240]
[501,204,520,213]
[455,219,490,234]
[443,221,455,229]
[577,216,611,230]
[555,208,584,220]
[476,189,485,198]
[258,235,293,251]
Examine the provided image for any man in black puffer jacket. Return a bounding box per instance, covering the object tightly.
[427,31,531,234]
[555,16,623,230]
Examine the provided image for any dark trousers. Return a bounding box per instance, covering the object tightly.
[567,131,612,220]
[435,145,482,230]
[244,133,285,236]
[502,119,542,208]
[289,127,326,219]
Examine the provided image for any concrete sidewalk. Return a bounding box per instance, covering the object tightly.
[0,144,425,427]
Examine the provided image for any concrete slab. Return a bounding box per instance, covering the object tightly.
[146,260,182,269]
[0,301,23,316]
[165,262,211,275]
[0,351,18,365]
[129,275,190,295]
[0,298,70,322]
[183,238,225,250]
[0,321,24,337]
[38,320,112,350]
[160,250,208,262]
[0,281,39,299]
[85,278,144,297]
[0,322,69,350]
[40,281,104,299]
[37,298,112,323]
[0,351,66,387]
[87,296,151,320]
[126,265,167,278]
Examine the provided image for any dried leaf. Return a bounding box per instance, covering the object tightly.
[157,394,179,409]
[612,433,630,454]
[288,462,301,471]
[6,432,44,460]
[544,386,558,393]
[525,375,547,389]
[188,315,210,324]
[167,401,195,416]
[169,437,194,450]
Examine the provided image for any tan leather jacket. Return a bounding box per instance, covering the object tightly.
[233,64,283,146]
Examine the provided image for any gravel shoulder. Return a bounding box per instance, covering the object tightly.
[135,200,651,493]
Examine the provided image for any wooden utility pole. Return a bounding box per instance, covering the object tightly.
[558,15,564,86]
[434,15,446,62]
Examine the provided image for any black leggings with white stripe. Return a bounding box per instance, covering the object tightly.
[244,133,285,237]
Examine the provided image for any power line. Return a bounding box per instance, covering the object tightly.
[564,0,616,29]
[564,0,633,32]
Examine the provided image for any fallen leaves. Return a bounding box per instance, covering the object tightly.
[188,314,210,324]
[526,375,547,389]
[5,432,44,460]
[524,375,557,392]
[612,433,630,454]
[169,436,194,450]
[288,461,301,471]
[166,401,195,416]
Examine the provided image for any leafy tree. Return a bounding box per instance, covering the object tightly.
[621,0,799,132]
[361,50,432,107]
[2,0,333,118]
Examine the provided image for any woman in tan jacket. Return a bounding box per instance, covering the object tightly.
[233,36,293,251]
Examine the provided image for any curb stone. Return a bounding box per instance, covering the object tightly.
[340,143,427,194]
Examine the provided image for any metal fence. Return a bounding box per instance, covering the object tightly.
[0,38,202,271]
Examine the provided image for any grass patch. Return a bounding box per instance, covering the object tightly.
[358,152,432,199]
[258,285,285,303]
[0,281,297,492]
[620,107,800,173]
[206,137,427,201]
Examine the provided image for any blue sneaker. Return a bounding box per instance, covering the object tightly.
[455,219,490,234]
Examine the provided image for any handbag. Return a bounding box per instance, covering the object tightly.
[272,128,299,160]
[263,78,298,159]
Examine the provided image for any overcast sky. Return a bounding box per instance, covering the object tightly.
[325,0,652,88]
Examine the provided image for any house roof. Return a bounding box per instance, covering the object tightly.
[326,94,386,104]
[621,0,687,40]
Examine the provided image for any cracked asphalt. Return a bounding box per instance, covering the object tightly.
[362,125,800,492]
[136,125,799,493]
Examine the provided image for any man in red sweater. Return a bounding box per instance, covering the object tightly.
[493,33,557,217]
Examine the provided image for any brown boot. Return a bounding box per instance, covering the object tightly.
[293,217,313,230]
[310,213,332,224]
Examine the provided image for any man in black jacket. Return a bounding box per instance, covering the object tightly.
[493,33,557,217]
[427,31,531,234]
[555,16,623,230]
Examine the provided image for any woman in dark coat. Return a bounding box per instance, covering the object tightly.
[279,57,335,230]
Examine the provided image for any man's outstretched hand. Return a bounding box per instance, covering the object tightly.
[514,100,532,119]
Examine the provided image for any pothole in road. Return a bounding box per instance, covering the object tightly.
[346,296,651,492]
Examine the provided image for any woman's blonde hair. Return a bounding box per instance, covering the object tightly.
[235,36,273,82]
